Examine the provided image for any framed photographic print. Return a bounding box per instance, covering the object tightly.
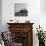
[14,3,28,16]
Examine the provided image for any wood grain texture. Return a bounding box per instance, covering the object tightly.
[7,23,34,46]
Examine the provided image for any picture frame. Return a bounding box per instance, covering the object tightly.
[14,3,28,16]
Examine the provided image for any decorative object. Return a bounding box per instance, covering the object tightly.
[25,20,30,23]
[10,20,13,21]
[14,3,28,16]
[8,19,19,23]
[36,25,45,46]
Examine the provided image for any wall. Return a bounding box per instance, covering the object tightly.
[40,0,46,13]
[0,0,2,32]
[2,0,46,46]
[40,0,46,31]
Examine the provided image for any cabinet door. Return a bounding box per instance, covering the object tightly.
[11,32,28,46]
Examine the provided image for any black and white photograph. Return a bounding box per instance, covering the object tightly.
[14,3,28,16]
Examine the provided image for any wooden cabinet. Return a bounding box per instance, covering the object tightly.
[7,23,34,46]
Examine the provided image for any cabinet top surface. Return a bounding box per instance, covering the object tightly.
[7,23,34,25]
